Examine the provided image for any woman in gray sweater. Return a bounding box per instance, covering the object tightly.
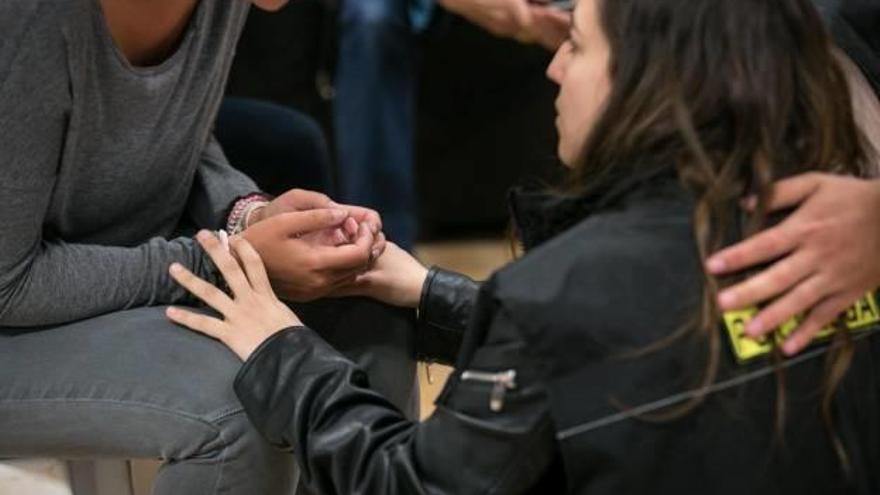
[0,1,417,493]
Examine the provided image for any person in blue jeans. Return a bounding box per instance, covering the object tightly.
[334,0,569,250]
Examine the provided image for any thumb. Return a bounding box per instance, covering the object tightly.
[271,209,349,238]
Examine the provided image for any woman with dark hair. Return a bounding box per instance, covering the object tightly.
[168,0,880,492]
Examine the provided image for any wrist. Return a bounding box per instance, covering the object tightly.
[226,193,272,235]
[406,266,430,308]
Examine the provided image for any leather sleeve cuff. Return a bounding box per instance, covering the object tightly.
[416,267,480,365]
[234,326,337,449]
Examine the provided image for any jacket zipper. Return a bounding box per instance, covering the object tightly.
[460,369,517,412]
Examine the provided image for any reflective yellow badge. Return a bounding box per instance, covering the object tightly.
[723,292,880,362]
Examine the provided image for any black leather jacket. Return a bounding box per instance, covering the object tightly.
[234,164,880,494]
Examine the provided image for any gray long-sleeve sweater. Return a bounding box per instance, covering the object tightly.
[0,0,257,327]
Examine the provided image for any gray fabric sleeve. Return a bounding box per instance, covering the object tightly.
[0,135,236,328]
[186,134,264,230]
[0,235,219,328]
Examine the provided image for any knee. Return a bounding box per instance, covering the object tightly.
[209,411,276,462]
[158,411,295,492]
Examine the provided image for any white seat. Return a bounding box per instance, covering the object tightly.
[0,459,73,495]
[0,459,134,495]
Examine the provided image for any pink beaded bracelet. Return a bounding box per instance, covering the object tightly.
[226,193,271,235]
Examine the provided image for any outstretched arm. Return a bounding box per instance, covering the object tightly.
[168,233,557,494]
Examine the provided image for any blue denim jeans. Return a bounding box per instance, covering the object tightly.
[335,0,418,250]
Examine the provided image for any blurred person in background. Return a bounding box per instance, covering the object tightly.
[335,0,570,250]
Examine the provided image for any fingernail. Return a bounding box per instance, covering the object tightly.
[718,291,736,308]
[169,263,182,274]
[740,196,757,210]
[331,209,348,221]
[782,339,799,356]
[371,224,379,235]
[327,200,340,207]
[166,306,178,316]
[706,257,726,274]
[745,318,763,336]
[196,230,212,242]
[371,248,381,260]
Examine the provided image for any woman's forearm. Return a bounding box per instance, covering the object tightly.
[0,236,218,327]
[234,325,555,495]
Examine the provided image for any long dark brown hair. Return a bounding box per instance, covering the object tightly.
[568,0,874,471]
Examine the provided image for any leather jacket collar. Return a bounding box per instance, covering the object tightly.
[508,164,682,251]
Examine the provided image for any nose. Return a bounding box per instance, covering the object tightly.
[546,44,567,85]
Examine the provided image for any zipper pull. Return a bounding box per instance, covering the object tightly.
[425,362,435,385]
[460,369,518,412]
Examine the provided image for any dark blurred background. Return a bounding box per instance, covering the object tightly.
[224,0,563,240]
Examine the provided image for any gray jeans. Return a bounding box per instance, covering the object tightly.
[0,298,418,495]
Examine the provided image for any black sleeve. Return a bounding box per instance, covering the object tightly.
[415,267,481,365]
[819,0,880,94]
[233,307,557,495]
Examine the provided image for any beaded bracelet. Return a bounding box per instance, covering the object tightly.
[226,193,271,235]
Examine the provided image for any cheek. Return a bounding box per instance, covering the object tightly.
[558,64,611,162]
[573,66,611,132]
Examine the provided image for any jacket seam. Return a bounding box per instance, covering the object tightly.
[556,328,878,440]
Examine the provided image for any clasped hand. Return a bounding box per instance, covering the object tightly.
[166,232,428,361]
[242,189,386,302]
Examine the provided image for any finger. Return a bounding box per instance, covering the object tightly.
[196,231,252,297]
[311,222,375,272]
[705,221,799,275]
[741,173,823,212]
[531,5,571,25]
[716,251,816,311]
[343,217,359,240]
[330,228,349,246]
[371,232,387,260]
[740,274,826,337]
[781,291,858,355]
[338,204,382,234]
[273,209,349,238]
[229,237,274,295]
[169,263,236,314]
[166,306,227,339]
[298,227,347,247]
